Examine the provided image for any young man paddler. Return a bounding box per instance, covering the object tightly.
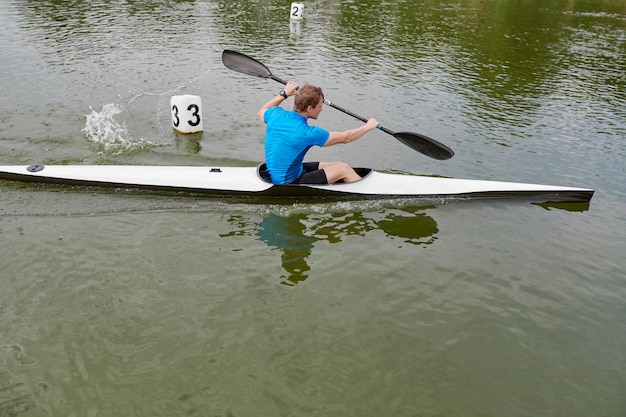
[258,81,379,185]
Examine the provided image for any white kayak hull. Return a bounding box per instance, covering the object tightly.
[0,164,594,203]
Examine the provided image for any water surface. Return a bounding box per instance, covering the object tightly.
[1,1,625,416]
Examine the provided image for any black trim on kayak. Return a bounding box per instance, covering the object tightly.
[256,163,373,185]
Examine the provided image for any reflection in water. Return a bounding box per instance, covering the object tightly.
[377,207,439,245]
[258,214,315,286]
[535,201,590,212]
[225,207,439,286]
[175,131,204,154]
[289,20,302,37]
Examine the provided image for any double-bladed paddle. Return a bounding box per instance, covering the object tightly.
[221,49,454,160]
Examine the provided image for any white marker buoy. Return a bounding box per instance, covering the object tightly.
[290,2,304,20]
[171,95,203,134]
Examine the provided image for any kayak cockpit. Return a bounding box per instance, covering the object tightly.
[257,164,373,185]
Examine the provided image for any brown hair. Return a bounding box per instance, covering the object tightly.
[294,84,324,112]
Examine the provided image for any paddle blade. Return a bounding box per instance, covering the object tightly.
[222,50,272,79]
[393,131,454,160]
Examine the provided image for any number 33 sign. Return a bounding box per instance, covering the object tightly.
[171,95,203,134]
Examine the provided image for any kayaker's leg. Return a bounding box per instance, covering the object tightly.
[319,162,361,184]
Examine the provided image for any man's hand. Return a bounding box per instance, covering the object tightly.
[365,118,380,131]
[284,80,299,96]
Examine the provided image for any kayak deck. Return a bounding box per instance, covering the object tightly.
[0,164,594,203]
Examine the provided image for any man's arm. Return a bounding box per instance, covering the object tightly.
[257,81,299,122]
[325,118,379,147]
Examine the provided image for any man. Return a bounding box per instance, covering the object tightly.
[257,81,379,185]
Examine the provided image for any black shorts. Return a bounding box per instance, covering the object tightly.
[291,162,328,185]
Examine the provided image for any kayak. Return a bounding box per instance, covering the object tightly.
[0,164,593,203]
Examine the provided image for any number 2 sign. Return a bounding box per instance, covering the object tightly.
[290,2,304,20]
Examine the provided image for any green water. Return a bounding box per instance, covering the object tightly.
[1,1,624,416]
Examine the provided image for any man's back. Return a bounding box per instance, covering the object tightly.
[263,106,329,184]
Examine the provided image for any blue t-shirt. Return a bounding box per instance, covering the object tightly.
[263,107,330,184]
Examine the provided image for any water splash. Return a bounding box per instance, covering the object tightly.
[83,103,157,155]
